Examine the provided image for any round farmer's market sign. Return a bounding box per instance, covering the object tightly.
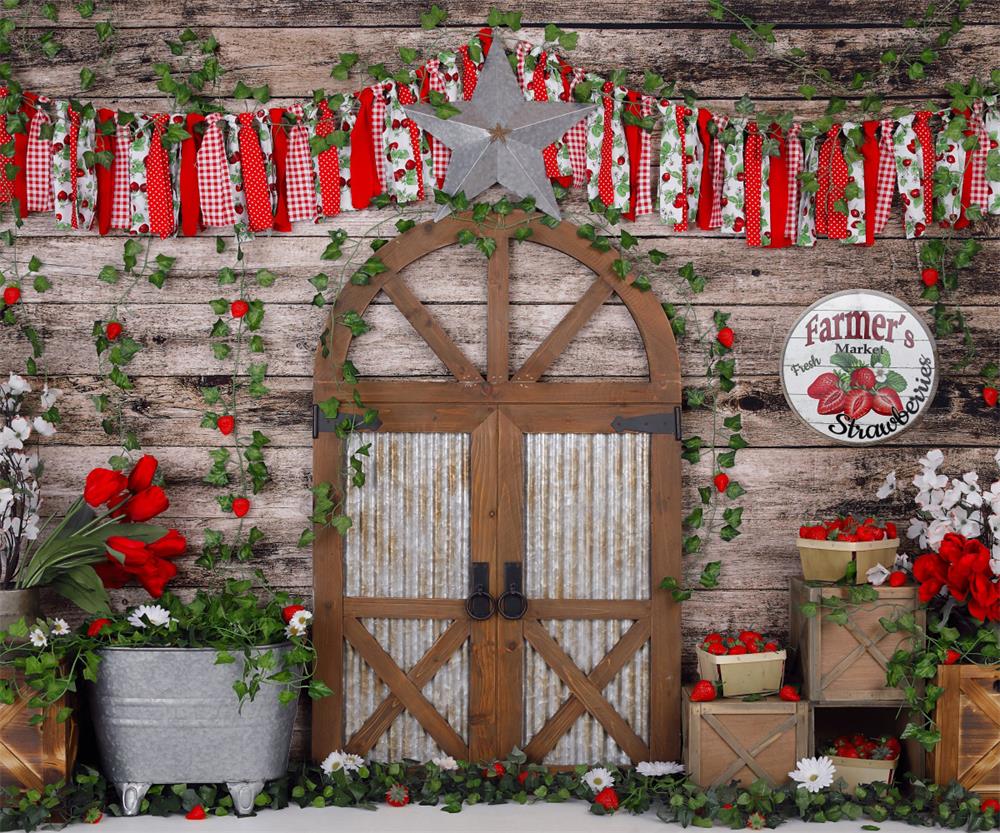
[781,290,938,445]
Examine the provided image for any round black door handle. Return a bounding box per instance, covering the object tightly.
[465,587,496,621]
[497,587,528,620]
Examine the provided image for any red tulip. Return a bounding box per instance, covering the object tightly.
[106,321,123,341]
[149,529,187,559]
[127,455,158,493]
[120,486,169,522]
[2,285,20,306]
[84,468,128,507]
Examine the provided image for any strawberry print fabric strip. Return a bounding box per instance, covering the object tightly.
[933,109,966,226]
[384,81,428,205]
[127,116,153,234]
[586,79,630,210]
[682,106,703,229]
[720,116,746,235]
[51,100,96,230]
[893,114,930,238]
[657,100,699,230]
[984,95,1000,214]
[708,114,729,230]
[795,133,818,247]
[283,102,318,223]
[196,112,237,227]
[841,123,867,246]
[25,96,53,213]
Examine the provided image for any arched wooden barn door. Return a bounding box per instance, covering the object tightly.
[312,211,683,765]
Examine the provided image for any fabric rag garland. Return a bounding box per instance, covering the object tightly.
[1,36,999,245]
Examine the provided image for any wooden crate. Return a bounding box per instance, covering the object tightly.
[811,702,925,780]
[931,664,1000,799]
[0,669,77,796]
[789,577,923,703]
[682,687,809,788]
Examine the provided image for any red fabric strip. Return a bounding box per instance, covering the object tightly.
[94,107,116,235]
[11,90,32,217]
[767,125,791,248]
[696,108,716,231]
[180,113,204,237]
[350,88,381,210]
[860,120,880,246]
[270,106,291,232]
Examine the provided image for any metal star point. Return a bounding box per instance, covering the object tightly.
[403,34,596,221]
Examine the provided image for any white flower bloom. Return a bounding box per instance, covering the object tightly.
[289,609,313,629]
[636,761,685,777]
[432,755,459,771]
[31,416,55,437]
[321,751,347,776]
[0,426,24,451]
[5,373,31,396]
[127,604,173,629]
[50,618,70,636]
[342,753,365,773]
[285,621,308,639]
[995,449,1000,468]
[918,449,944,471]
[582,767,614,793]
[29,628,47,648]
[866,564,890,586]
[40,385,61,410]
[894,552,912,572]
[876,471,897,500]
[10,416,31,441]
[789,757,837,793]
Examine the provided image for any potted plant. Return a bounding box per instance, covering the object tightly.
[1,578,332,817]
[1,373,175,626]
[696,630,787,697]
[797,515,899,584]
[877,450,999,793]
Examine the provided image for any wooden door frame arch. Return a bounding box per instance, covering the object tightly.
[312,210,684,763]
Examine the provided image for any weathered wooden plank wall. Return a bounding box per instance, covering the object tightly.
[5,0,999,757]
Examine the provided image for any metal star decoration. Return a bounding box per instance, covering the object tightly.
[403,35,596,220]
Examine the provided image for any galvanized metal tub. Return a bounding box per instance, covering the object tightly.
[89,644,297,815]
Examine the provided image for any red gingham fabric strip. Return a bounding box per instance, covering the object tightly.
[515,41,531,91]
[25,99,53,213]
[744,122,763,246]
[284,103,317,222]
[633,95,654,216]
[0,88,13,204]
[968,101,989,210]
[370,82,388,192]
[565,67,589,187]
[146,114,174,238]
[784,123,803,242]
[197,112,237,227]
[237,111,273,232]
[110,119,132,229]
[871,118,896,234]
[423,58,452,189]
[396,84,426,201]
[315,100,342,216]
[709,114,728,230]
[913,110,935,225]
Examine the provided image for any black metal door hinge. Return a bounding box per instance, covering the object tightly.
[611,407,682,440]
[312,405,383,439]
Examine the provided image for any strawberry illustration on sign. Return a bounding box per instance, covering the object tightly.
[781,291,937,445]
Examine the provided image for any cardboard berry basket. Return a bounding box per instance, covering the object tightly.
[696,647,787,697]
[796,538,899,584]
[829,755,897,791]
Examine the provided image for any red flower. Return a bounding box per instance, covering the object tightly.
[517,771,530,785]
[87,618,112,637]
[913,552,948,602]
[713,473,729,493]
[493,762,506,776]
[128,455,158,494]
[119,486,169,522]
[95,530,186,598]
[2,285,20,306]
[594,787,619,812]
[385,784,410,807]
[232,497,251,518]
[106,322,123,341]
[217,415,235,435]
[84,468,128,507]
[282,604,306,624]
[231,299,250,318]
[185,805,206,820]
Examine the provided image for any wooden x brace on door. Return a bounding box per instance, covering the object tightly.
[821,617,893,691]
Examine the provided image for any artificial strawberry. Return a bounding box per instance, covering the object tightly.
[106,321,123,341]
[385,783,410,807]
[727,644,748,655]
[594,787,619,812]
[705,632,724,643]
[844,389,874,420]
[985,387,999,408]
[850,367,877,390]
[871,387,904,416]
[738,630,762,644]
[885,521,897,538]
[231,299,250,318]
[883,737,901,756]
[763,641,778,652]
[920,267,939,287]
[944,648,961,665]
[2,285,20,306]
[706,642,727,656]
[817,388,848,415]
[837,746,860,758]
[807,372,841,400]
[717,327,735,349]
[888,571,907,587]
[217,415,235,436]
[713,472,730,493]
[778,685,800,701]
[690,680,717,701]
[232,497,251,518]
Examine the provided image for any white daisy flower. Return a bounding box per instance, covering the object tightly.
[321,750,347,776]
[582,767,614,793]
[432,755,459,771]
[788,756,836,793]
[127,604,173,629]
[876,471,896,500]
[866,563,890,586]
[29,627,47,648]
[285,621,307,639]
[50,618,71,636]
[290,609,313,629]
[636,761,685,777]
[342,753,365,773]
